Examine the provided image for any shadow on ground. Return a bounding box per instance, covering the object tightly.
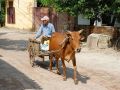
[0,58,42,90]
[35,60,49,69]
[34,59,90,84]
[0,32,7,36]
[57,66,90,84]
[0,39,27,51]
[65,67,90,84]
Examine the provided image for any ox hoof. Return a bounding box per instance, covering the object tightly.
[31,62,36,67]
[74,80,78,85]
[50,70,52,72]
[56,71,61,75]
[63,77,67,81]
[31,63,34,67]
[32,64,35,67]
[48,68,52,72]
[49,69,52,72]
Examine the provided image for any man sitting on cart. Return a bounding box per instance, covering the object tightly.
[34,15,56,66]
[34,16,55,43]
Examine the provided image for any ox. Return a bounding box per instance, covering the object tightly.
[49,30,83,84]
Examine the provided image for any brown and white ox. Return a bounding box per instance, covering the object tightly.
[49,30,84,84]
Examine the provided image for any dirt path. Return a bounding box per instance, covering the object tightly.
[0,28,120,90]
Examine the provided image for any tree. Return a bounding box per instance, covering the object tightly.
[0,0,5,26]
[37,0,120,26]
[37,0,55,7]
[53,0,120,17]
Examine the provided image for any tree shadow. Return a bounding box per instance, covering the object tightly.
[0,58,42,90]
[0,39,27,51]
[0,32,7,36]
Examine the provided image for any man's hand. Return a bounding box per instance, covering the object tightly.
[29,37,36,42]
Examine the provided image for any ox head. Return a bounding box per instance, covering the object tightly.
[66,29,84,53]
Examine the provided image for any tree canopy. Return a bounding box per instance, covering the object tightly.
[37,0,120,19]
[37,0,55,7]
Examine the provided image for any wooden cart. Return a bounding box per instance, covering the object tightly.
[27,38,51,67]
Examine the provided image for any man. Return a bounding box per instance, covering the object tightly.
[34,16,55,42]
[94,14,102,26]
[34,16,56,66]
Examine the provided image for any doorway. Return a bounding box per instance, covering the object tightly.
[7,1,15,24]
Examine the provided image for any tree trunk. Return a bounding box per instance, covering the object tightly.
[111,16,116,26]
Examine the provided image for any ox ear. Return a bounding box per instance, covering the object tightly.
[79,29,84,34]
[81,35,85,40]
[66,31,72,37]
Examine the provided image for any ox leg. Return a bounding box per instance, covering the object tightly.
[72,56,78,84]
[61,58,66,81]
[56,57,60,74]
[49,55,53,71]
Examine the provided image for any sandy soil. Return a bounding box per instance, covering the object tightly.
[0,27,120,90]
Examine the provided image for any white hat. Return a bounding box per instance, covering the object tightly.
[41,16,49,21]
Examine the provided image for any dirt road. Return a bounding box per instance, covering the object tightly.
[0,27,120,90]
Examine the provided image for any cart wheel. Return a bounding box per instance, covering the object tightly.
[29,46,35,67]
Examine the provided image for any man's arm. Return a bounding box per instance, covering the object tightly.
[34,25,43,39]
[51,24,55,33]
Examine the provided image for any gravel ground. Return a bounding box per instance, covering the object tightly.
[0,27,120,90]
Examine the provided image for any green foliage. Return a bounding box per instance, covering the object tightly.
[37,0,55,7]
[0,0,5,23]
[54,0,79,16]
[77,0,120,19]
[37,0,120,19]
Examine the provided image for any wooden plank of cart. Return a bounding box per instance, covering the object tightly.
[27,38,52,67]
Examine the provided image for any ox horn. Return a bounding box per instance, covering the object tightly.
[66,31,72,38]
[67,31,72,34]
[66,31,72,35]
[79,29,84,34]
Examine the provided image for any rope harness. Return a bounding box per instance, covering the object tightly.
[28,36,70,55]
